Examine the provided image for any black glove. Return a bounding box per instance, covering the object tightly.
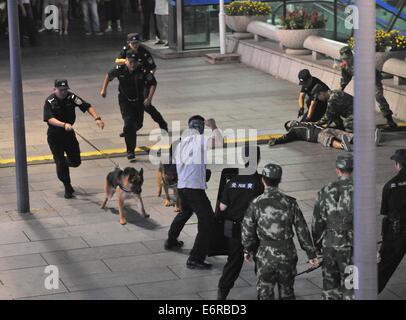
[298,108,304,118]
[205,169,212,182]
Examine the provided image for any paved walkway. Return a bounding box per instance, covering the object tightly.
[0,44,406,299]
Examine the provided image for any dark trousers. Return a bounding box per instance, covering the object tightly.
[378,234,406,293]
[168,188,214,262]
[218,235,244,296]
[47,131,81,185]
[141,0,159,40]
[104,0,122,21]
[19,3,39,47]
[375,76,393,118]
[119,97,144,154]
[145,104,168,131]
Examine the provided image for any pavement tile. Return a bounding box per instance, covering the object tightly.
[0,237,89,258]
[128,275,250,300]
[61,267,178,292]
[21,286,138,300]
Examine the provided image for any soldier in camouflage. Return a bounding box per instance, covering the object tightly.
[242,163,319,300]
[312,154,354,300]
[314,85,354,133]
[339,46,397,128]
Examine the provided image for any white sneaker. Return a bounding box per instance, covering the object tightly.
[117,25,122,32]
[85,32,92,36]
[63,30,68,36]
[104,26,112,33]
[95,32,104,36]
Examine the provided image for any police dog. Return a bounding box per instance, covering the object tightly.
[101,167,149,225]
[156,163,181,212]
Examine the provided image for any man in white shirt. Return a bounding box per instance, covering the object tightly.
[165,115,223,270]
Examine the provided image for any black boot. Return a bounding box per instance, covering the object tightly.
[386,115,398,129]
[64,183,74,199]
[164,239,184,250]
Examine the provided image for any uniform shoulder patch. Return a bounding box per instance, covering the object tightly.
[74,96,83,105]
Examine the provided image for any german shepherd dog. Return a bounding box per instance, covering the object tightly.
[156,163,181,212]
[101,167,149,225]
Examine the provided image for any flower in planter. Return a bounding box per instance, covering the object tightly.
[225,0,272,16]
[348,30,406,52]
[280,7,326,30]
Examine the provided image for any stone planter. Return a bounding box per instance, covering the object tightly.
[225,15,268,33]
[376,50,406,72]
[276,28,324,50]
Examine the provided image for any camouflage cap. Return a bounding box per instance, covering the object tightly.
[262,163,282,179]
[336,154,353,171]
[339,46,353,60]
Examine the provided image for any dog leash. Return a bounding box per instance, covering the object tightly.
[74,130,120,169]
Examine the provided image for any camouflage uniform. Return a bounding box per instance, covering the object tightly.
[317,128,353,149]
[242,164,317,300]
[325,90,354,132]
[340,46,394,119]
[312,154,354,300]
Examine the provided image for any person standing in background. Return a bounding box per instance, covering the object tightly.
[79,0,103,36]
[103,0,122,33]
[139,0,160,42]
[55,0,69,35]
[154,0,168,45]
[19,0,40,46]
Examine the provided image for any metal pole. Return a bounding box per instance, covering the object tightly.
[353,0,377,300]
[219,0,226,54]
[7,0,30,213]
[176,0,183,51]
[333,0,338,40]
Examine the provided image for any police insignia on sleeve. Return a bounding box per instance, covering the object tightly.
[74,97,83,106]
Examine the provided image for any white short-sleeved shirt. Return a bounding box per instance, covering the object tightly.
[155,0,169,15]
[174,131,209,190]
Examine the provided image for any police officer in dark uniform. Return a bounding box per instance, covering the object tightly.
[378,149,406,293]
[298,69,329,122]
[43,80,105,199]
[117,33,168,132]
[101,52,157,160]
[118,33,157,73]
[217,146,264,300]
